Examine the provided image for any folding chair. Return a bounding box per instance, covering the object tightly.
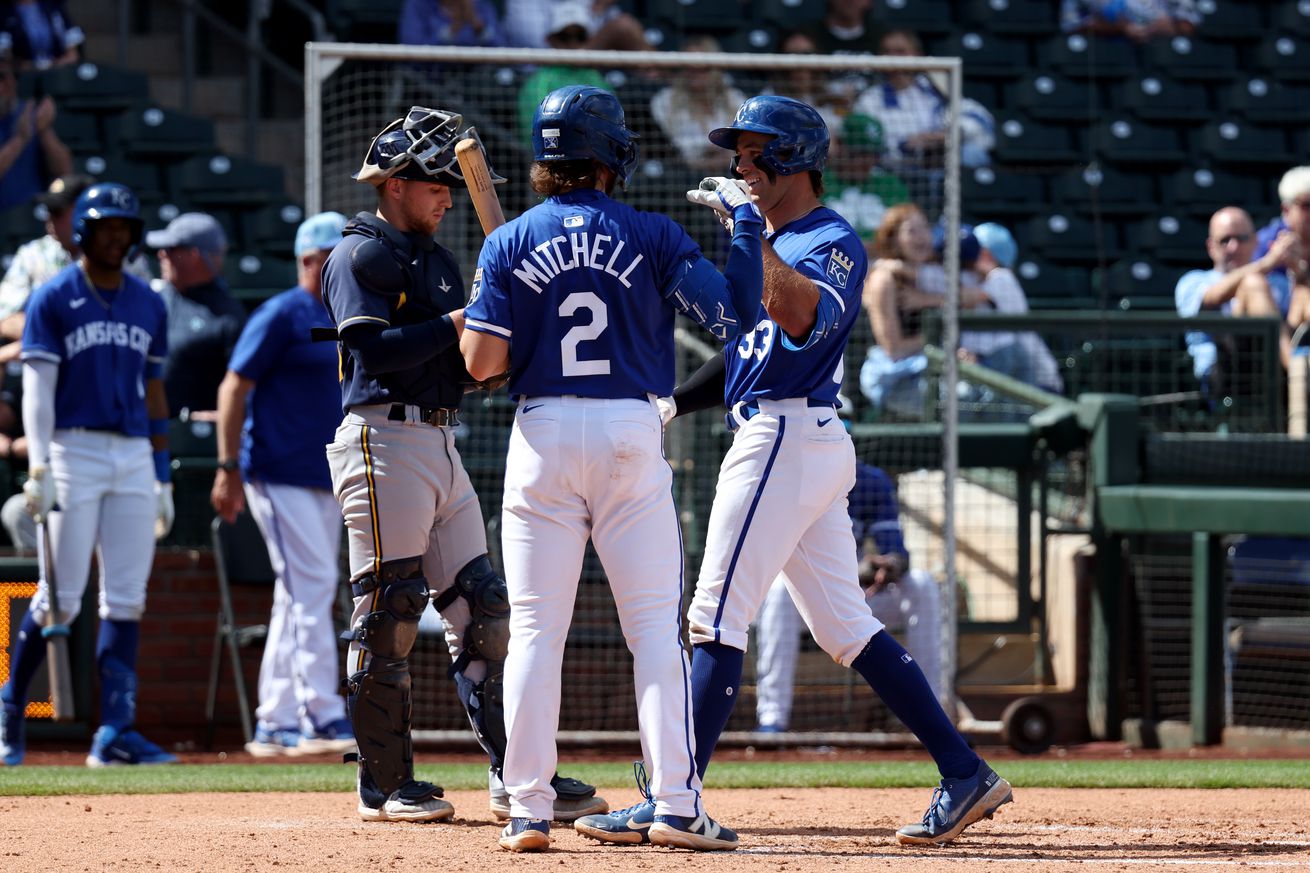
[204,512,275,749]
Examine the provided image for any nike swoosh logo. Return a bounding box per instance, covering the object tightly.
[818,418,832,427]
[626,817,651,831]
[523,404,542,413]
[70,298,87,309]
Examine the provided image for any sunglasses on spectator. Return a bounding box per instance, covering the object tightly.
[1214,233,1252,245]
[552,27,587,45]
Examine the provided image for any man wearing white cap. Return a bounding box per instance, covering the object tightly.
[210,211,356,757]
[146,211,246,416]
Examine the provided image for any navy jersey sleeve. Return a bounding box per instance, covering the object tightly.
[322,241,395,334]
[465,233,513,340]
[229,294,290,382]
[20,281,63,364]
[780,227,866,353]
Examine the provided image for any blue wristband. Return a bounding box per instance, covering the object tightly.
[148,417,169,438]
[153,448,171,483]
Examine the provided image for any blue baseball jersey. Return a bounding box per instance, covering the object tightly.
[227,287,339,490]
[724,207,867,407]
[21,264,167,437]
[848,463,907,559]
[464,188,701,399]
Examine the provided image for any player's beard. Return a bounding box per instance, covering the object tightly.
[401,197,443,237]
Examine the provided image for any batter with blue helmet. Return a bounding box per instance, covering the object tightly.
[575,95,1013,847]
[462,84,759,853]
[322,106,603,825]
[0,182,177,768]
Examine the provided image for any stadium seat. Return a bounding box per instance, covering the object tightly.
[1019,212,1118,264]
[19,62,148,114]
[1197,121,1292,167]
[961,166,1048,219]
[79,154,166,206]
[1096,257,1188,311]
[755,0,825,31]
[224,253,297,295]
[1036,33,1136,79]
[646,0,742,34]
[243,202,306,259]
[1195,1,1268,42]
[1271,1,1310,36]
[1093,118,1187,165]
[51,111,101,156]
[1221,77,1310,124]
[1130,214,1208,264]
[1005,73,1096,123]
[1050,164,1156,217]
[1117,75,1211,123]
[1014,259,1094,308]
[169,153,286,210]
[326,0,406,42]
[0,204,45,255]
[992,115,1080,164]
[1256,35,1310,81]
[110,103,216,159]
[1144,36,1238,82]
[963,79,998,110]
[928,32,1028,80]
[719,25,778,55]
[871,0,954,37]
[1159,167,1260,219]
[963,0,1057,36]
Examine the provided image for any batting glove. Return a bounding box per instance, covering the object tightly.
[685,177,761,233]
[655,396,677,429]
[155,482,175,541]
[23,465,54,522]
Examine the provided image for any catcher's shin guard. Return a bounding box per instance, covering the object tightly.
[454,662,507,771]
[345,558,430,797]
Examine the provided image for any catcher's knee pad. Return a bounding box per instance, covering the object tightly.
[434,555,509,663]
[350,557,430,660]
[454,660,507,771]
[346,658,414,797]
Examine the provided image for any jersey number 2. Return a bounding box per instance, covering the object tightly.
[559,291,611,377]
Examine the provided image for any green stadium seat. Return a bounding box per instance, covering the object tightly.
[110,103,216,159]
[169,154,286,210]
[1195,1,1268,42]
[1145,36,1239,82]
[1221,77,1310,124]
[1014,258,1093,307]
[1256,35,1310,81]
[964,0,1057,36]
[1005,73,1096,123]
[79,154,166,206]
[871,0,954,36]
[1197,120,1292,167]
[1019,212,1117,264]
[647,0,743,34]
[0,204,45,256]
[1051,164,1156,217]
[1159,167,1260,219]
[1094,117,1187,165]
[19,62,148,114]
[928,32,1028,80]
[52,111,102,155]
[1118,75,1211,123]
[326,0,405,41]
[1037,33,1136,79]
[1272,2,1310,36]
[1130,214,1208,264]
[755,0,825,31]
[961,165,1048,219]
[244,202,306,259]
[225,253,297,297]
[992,115,1080,164]
[1095,258,1188,309]
[719,26,778,55]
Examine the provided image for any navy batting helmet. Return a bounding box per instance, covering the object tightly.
[532,85,638,186]
[355,106,475,187]
[72,182,144,249]
[708,96,829,177]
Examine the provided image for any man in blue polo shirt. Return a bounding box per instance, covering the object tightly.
[210,211,355,758]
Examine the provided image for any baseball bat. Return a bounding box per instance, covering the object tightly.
[37,517,75,721]
[455,134,507,236]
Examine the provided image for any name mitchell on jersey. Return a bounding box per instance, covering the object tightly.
[511,230,645,293]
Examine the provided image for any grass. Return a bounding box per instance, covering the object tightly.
[2,759,1309,797]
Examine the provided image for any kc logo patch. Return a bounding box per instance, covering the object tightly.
[542,128,561,151]
[826,248,855,289]
[469,267,483,302]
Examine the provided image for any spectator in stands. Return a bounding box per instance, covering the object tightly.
[960,222,1064,395]
[650,35,745,174]
[0,174,152,362]
[502,0,648,52]
[516,2,612,136]
[859,203,987,418]
[0,1,82,70]
[851,30,994,172]
[0,51,71,211]
[755,461,944,732]
[1175,206,1293,388]
[147,212,247,418]
[211,211,354,758]
[823,112,910,242]
[796,0,882,110]
[1257,166,1310,328]
[398,0,506,49]
[1060,0,1199,42]
[769,30,843,132]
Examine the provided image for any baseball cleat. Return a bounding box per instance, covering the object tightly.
[358,779,455,823]
[85,725,179,767]
[491,773,609,822]
[499,817,550,852]
[649,812,739,851]
[574,799,655,844]
[244,726,303,758]
[895,761,1013,846]
[298,718,356,755]
[0,693,24,766]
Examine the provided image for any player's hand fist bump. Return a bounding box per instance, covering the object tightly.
[23,465,54,521]
[687,178,761,232]
[155,482,175,540]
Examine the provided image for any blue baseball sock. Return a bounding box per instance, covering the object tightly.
[97,620,140,730]
[851,631,978,780]
[1,613,46,705]
[689,641,744,779]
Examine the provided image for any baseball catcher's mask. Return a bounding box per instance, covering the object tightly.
[355,106,502,188]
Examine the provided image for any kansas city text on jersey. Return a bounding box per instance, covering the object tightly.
[63,319,154,360]
[511,231,645,294]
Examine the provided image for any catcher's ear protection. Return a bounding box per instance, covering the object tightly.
[709,95,829,178]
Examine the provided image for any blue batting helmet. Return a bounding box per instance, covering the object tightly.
[355,106,477,187]
[532,85,638,186]
[72,182,143,249]
[708,96,829,176]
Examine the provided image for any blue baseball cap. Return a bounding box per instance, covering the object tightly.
[973,222,1018,268]
[145,212,227,254]
[294,211,347,257]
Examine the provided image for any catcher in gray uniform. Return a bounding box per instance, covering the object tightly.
[322,106,606,823]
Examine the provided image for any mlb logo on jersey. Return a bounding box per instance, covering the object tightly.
[542,128,561,151]
[564,215,584,228]
[826,248,855,289]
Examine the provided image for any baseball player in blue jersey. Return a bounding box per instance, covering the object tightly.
[461,84,760,853]
[322,106,602,825]
[575,96,1012,847]
[0,182,177,768]
[211,211,355,758]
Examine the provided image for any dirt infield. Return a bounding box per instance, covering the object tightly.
[4,786,1308,871]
